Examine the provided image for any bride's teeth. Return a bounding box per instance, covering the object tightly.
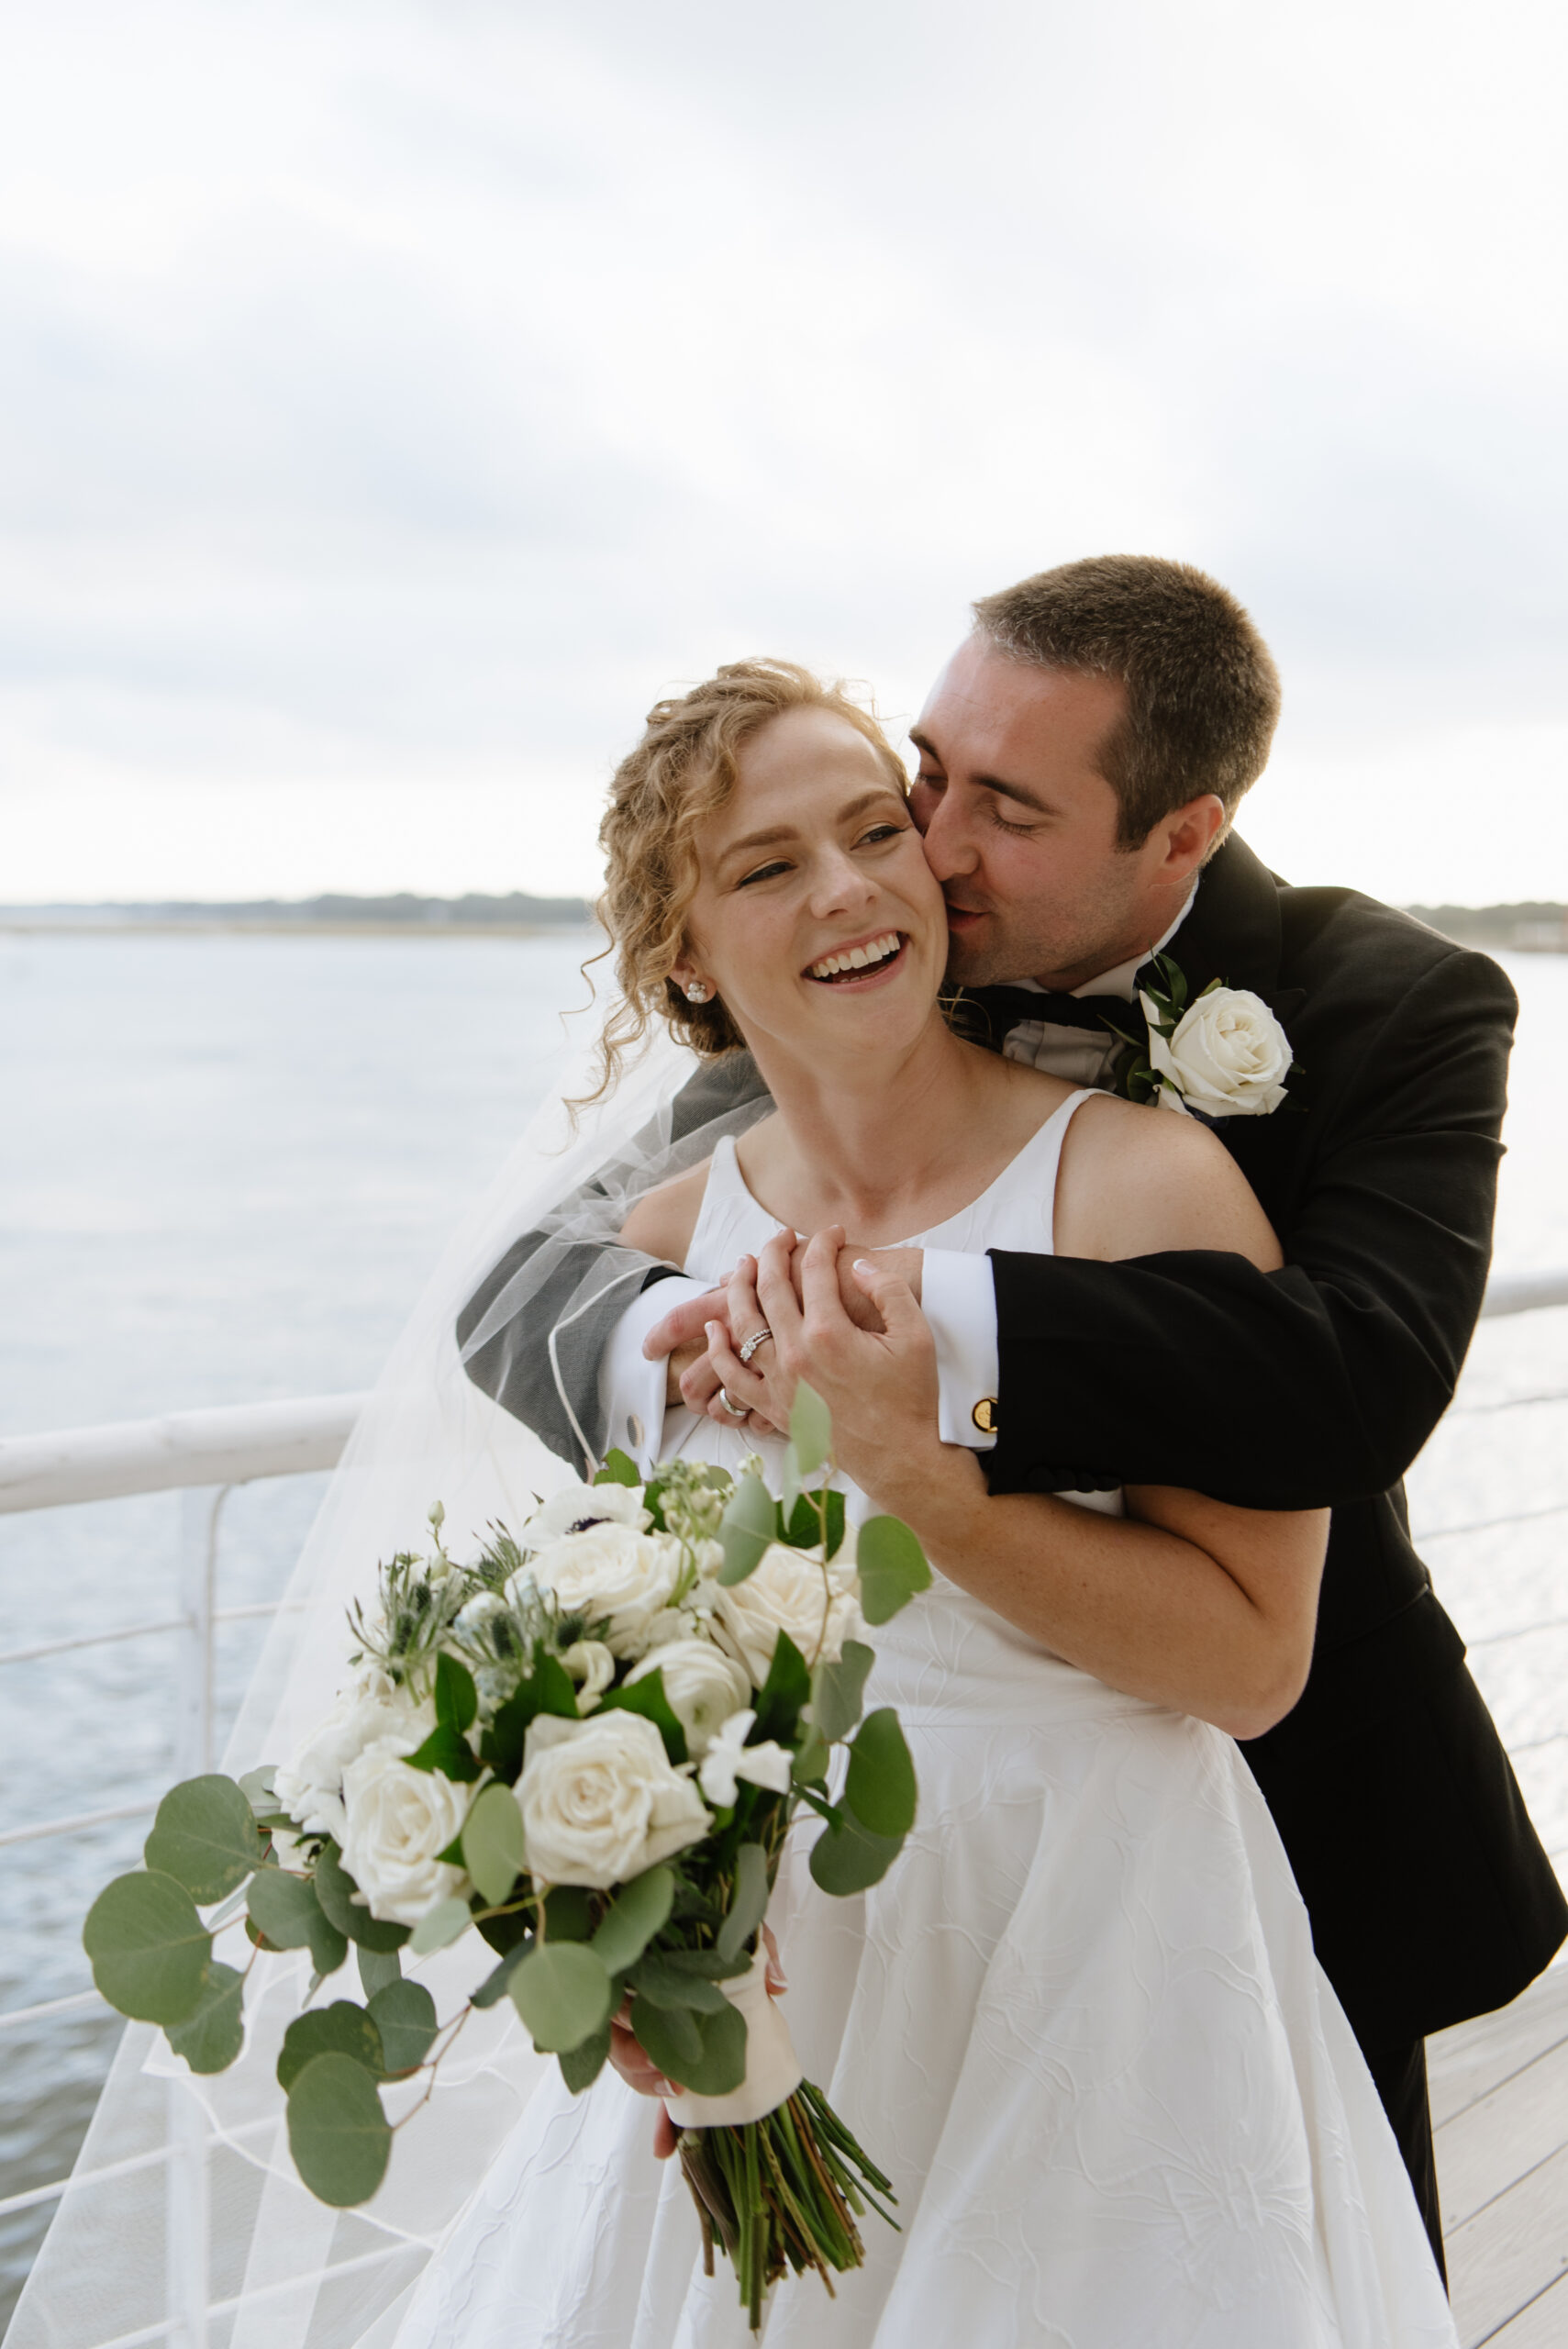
[807,932,900,980]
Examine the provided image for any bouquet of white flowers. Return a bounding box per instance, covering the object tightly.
[83,1386,931,2325]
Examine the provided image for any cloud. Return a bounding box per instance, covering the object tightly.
[0,0,1564,899]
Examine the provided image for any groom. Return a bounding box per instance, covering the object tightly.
[462,556,1567,2271]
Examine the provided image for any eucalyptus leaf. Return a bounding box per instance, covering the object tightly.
[247,1866,349,1978]
[845,1708,917,1837]
[84,1870,212,2024]
[808,1806,906,1897]
[238,1766,279,1817]
[791,1724,830,1785]
[716,1842,770,1965]
[462,1783,527,1907]
[558,2022,612,2093]
[144,1776,265,1904]
[780,1441,802,1524]
[285,2053,392,2207]
[854,1514,932,1625]
[717,1473,775,1586]
[357,1946,402,1998]
[277,2000,384,2093]
[408,1896,473,1956]
[595,1449,641,1487]
[314,1842,410,1954]
[789,1381,832,1478]
[367,1978,438,2075]
[628,1954,733,2012]
[542,1886,595,1941]
[811,1640,874,1743]
[166,1962,245,2073]
[752,1628,811,1745]
[509,1942,613,2054]
[472,1939,532,2008]
[631,1996,703,2076]
[590,1865,674,1975]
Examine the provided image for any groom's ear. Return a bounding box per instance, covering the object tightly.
[1151,794,1228,882]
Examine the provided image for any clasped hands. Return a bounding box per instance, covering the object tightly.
[641,1230,937,1496]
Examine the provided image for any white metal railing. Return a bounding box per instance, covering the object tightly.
[5,1258,1568,2338]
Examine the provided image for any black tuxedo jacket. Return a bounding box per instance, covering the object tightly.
[980,832,1565,2044]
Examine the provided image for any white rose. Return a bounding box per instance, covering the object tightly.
[272,1678,434,1845]
[561,1638,617,1713]
[1142,985,1291,1119]
[338,1741,473,1924]
[516,1524,684,1656]
[627,1637,751,1755]
[522,1480,651,1544]
[711,1543,864,1687]
[517,1710,709,1888]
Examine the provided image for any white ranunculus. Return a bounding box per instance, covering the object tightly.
[561,1638,617,1714]
[516,1523,684,1656]
[517,1710,709,1889]
[626,1637,751,1756]
[522,1479,651,1544]
[711,1544,864,1687]
[1142,985,1291,1119]
[338,1741,473,1924]
[696,1709,795,1808]
[272,1677,434,1845]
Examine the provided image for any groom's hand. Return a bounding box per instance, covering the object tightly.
[834,1243,922,1327]
[642,1285,729,1407]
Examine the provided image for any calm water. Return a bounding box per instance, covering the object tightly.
[3,930,1566,2326]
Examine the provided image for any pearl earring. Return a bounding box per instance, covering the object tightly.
[684,980,711,1004]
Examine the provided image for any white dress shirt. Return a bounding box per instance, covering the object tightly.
[597,888,1198,1466]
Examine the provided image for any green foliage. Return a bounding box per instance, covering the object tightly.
[854,1515,932,1625]
[752,1629,810,1745]
[472,1939,531,2008]
[83,1871,212,2024]
[435,1651,478,1734]
[367,1978,438,2074]
[277,2000,384,2093]
[789,1382,832,1479]
[717,1473,775,1586]
[166,1962,245,2073]
[809,1804,905,1896]
[716,1842,770,1965]
[247,1868,349,1978]
[596,1667,688,1765]
[237,1765,278,1815]
[844,1709,917,1837]
[462,1783,526,1906]
[791,1724,830,1785]
[357,1946,402,1998]
[628,1953,734,2011]
[408,1895,473,1955]
[590,1865,675,1975]
[143,1776,265,1904]
[314,1842,410,1954]
[479,1648,579,1781]
[399,1720,482,1783]
[634,1991,747,2096]
[811,1640,873,1743]
[542,1886,594,1940]
[509,1941,614,2054]
[285,2053,392,2207]
[558,2021,612,2092]
[595,1449,642,1487]
[783,1488,845,1559]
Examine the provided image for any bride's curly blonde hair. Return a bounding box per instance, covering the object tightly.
[584,658,909,1102]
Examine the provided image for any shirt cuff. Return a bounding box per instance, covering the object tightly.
[596,1275,708,1475]
[921,1249,1001,1451]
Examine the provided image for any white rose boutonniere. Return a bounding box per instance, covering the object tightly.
[1114,952,1293,1121]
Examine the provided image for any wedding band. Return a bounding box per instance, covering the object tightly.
[738,1327,774,1366]
[718,1386,750,1418]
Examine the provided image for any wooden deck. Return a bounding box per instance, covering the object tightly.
[1432,1962,1568,2344]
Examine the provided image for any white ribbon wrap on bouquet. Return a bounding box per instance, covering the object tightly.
[663,1954,804,2129]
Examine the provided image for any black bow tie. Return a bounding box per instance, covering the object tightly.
[955,982,1151,1053]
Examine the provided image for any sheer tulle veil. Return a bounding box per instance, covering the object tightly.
[12,1014,764,2349]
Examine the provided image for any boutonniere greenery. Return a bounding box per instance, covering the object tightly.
[1106,952,1294,1121]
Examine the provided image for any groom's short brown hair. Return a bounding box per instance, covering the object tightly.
[972,555,1281,847]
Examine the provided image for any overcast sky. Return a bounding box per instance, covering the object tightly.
[2,0,1565,907]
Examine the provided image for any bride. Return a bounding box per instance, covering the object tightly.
[390,660,1457,2346]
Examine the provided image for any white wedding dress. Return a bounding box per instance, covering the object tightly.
[393,1090,1458,2349]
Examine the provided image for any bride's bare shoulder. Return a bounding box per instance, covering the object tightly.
[1055,1091,1284,1271]
[618,1159,712,1265]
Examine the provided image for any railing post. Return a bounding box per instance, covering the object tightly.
[167,1485,228,2346]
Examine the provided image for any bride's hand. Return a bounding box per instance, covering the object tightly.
[706,1229,948,1503]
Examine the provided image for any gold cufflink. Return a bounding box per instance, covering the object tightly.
[972,1397,999,1436]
